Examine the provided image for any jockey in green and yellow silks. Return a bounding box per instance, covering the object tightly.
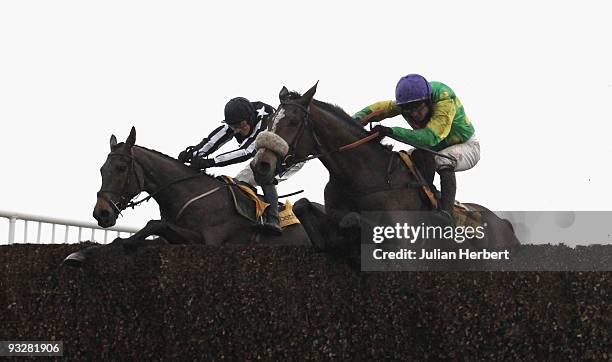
[354,74,481,221]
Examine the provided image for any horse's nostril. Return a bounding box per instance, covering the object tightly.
[100,210,110,218]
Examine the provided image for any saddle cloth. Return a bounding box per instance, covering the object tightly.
[219,176,300,229]
[397,151,482,228]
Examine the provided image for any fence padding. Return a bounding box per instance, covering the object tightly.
[0,243,611,359]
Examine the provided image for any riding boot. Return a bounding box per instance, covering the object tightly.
[438,168,457,224]
[258,184,283,235]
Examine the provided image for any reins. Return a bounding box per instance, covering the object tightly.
[278,100,376,168]
[358,118,457,161]
[125,174,203,209]
[278,102,456,173]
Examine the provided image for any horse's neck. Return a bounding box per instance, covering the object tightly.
[311,105,392,189]
[133,147,219,214]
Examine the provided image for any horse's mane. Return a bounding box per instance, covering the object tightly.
[284,91,363,130]
[284,91,391,150]
[135,144,176,161]
[114,143,216,178]
[313,100,369,134]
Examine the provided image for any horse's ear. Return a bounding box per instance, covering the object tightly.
[125,126,136,147]
[300,81,318,106]
[110,135,118,150]
[279,86,289,101]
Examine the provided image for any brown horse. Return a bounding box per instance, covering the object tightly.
[252,83,519,249]
[63,127,330,267]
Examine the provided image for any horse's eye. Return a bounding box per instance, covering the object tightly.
[116,165,128,173]
[288,118,300,126]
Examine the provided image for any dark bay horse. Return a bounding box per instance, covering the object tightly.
[252,83,519,249]
[64,127,327,267]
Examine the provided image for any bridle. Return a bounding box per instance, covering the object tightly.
[276,100,324,170]
[275,100,382,174]
[97,149,201,216]
[97,150,145,215]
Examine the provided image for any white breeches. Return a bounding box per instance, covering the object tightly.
[435,135,480,172]
[235,165,257,186]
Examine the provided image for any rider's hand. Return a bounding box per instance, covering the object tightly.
[371,125,393,138]
[178,146,195,162]
[190,157,216,170]
[178,150,190,163]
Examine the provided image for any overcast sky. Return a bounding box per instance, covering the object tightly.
[1,0,611,231]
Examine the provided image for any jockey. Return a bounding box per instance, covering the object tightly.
[178,97,284,235]
[353,74,480,221]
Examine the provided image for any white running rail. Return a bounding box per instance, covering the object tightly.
[0,209,140,245]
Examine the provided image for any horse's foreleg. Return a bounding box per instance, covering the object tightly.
[118,219,203,250]
[163,222,204,244]
[295,200,363,252]
[63,220,200,267]
[294,199,331,251]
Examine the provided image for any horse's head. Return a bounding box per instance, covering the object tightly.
[93,126,145,227]
[253,82,319,183]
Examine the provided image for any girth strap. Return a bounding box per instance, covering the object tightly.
[175,186,222,221]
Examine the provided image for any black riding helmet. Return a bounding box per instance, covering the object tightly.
[223,97,255,126]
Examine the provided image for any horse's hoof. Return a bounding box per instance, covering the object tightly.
[63,251,86,268]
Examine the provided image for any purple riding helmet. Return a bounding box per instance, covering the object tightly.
[395,74,432,105]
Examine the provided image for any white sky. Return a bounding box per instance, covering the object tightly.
[1,0,611,230]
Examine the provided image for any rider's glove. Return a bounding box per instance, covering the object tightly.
[190,157,216,170]
[178,146,196,163]
[371,125,393,138]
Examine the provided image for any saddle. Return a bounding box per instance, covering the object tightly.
[397,151,482,228]
[218,176,300,229]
